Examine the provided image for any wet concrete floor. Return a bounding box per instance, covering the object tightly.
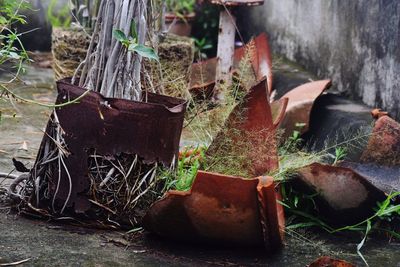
[0,59,399,266]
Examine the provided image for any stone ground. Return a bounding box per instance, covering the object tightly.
[0,57,399,266]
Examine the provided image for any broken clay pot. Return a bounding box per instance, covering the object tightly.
[143,171,285,251]
[279,80,331,139]
[296,163,386,224]
[206,78,287,177]
[339,161,400,196]
[308,256,356,267]
[360,115,400,166]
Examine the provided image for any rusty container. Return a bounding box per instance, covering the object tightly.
[29,79,186,214]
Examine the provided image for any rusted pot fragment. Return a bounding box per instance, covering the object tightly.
[30,79,186,213]
[143,171,284,251]
[360,115,400,166]
[309,256,356,267]
[206,78,286,177]
[296,163,386,224]
[190,33,273,97]
[280,80,331,139]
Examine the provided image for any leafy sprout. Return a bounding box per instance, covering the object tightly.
[113,22,159,62]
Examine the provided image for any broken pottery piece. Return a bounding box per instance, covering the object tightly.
[29,79,186,213]
[296,163,386,224]
[206,78,287,177]
[143,171,284,251]
[271,98,289,128]
[360,115,400,166]
[308,256,356,267]
[340,162,400,195]
[280,80,331,139]
[190,33,273,97]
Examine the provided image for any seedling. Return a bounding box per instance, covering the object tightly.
[113,21,159,61]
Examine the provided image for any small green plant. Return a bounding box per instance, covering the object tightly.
[194,37,212,61]
[113,22,159,61]
[166,0,195,17]
[159,146,205,192]
[333,146,347,165]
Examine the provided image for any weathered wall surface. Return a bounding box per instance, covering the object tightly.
[239,1,400,119]
[19,0,68,51]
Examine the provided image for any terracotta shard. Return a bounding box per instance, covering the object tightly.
[309,256,356,267]
[280,80,331,139]
[30,79,186,213]
[271,97,289,128]
[190,33,273,96]
[360,115,400,166]
[206,78,286,177]
[296,163,386,224]
[340,162,400,195]
[143,171,284,251]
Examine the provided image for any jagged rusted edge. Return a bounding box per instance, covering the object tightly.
[28,79,187,213]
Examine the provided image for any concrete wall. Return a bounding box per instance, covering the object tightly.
[19,0,68,51]
[238,0,400,119]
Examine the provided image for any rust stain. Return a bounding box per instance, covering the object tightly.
[143,171,284,251]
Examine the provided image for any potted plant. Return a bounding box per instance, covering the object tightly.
[165,0,196,36]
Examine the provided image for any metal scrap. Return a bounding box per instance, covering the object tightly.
[29,79,186,213]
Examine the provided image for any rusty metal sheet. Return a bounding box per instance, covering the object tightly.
[360,115,400,166]
[309,256,356,267]
[279,80,331,139]
[143,171,284,251]
[30,79,186,213]
[296,163,386,224]
[190,33,273,96]
[206,78,286,177]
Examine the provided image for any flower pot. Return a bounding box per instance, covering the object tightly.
[165,12,196,37]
